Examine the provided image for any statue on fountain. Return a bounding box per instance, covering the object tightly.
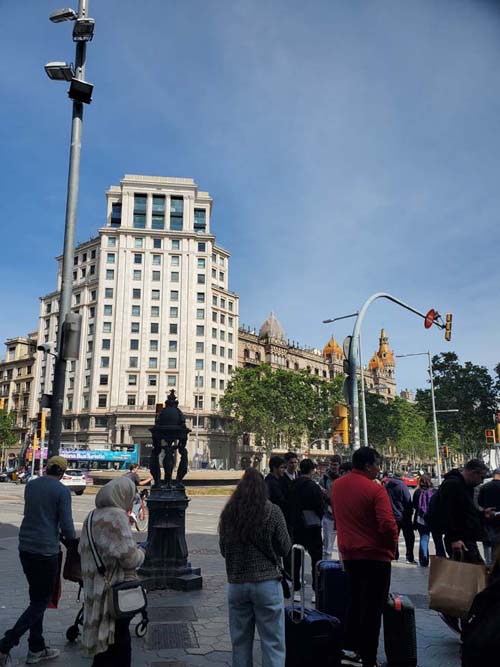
[149,390,191,488]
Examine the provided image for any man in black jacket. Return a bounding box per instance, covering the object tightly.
[265,456,288,519]
[478,468,500,565]
[439,459,494,563]
[289,459,324,601]
[385,472,415,563]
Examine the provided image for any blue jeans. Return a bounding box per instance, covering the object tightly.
[228,579,285,667]
[417,529,430,567]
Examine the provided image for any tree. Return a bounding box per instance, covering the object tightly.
[415,352,499,459]
[220,364,343,454]
[0,409,17,469]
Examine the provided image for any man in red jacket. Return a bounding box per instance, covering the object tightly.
[332,447,398,667]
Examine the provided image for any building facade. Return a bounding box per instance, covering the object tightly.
[31,175,239,467]
[0,333,38,455]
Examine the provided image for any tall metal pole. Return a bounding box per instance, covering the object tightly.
[428,351,442,484]
[359,335,369,447]
[48,0,88,457]
[195,371,200,467]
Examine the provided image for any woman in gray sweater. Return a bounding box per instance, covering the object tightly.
[219,467,291,667]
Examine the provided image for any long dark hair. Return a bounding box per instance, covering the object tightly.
[219,468,268,544]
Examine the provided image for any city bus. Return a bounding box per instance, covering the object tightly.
[27,444,140,471]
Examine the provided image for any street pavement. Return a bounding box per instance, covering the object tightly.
[0,483,461,666]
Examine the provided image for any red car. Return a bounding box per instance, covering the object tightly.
[401,473,418,488]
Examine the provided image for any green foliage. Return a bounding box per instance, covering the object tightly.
[0,409,17,463]
[415,352,499,458]
[220,364,343,453]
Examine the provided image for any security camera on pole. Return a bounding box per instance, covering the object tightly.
[43,1,95,457]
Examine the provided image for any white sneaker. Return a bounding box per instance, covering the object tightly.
[293,592,301,603]
[26,647,60,664]
[311,592,316,604]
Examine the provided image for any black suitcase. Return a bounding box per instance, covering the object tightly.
[285,545,342,667]
[316,559,350,630]
[383,593,418,667]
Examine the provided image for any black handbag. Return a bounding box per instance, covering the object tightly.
[86,511,147,619]
[301,510,321,529]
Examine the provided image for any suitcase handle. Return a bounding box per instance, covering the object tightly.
[291,543,306,622]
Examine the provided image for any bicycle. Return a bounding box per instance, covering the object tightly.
[130,488,149,532]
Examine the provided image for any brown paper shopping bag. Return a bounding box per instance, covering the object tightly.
[428,555,487,619]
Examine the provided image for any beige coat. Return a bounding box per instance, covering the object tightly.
[79,478,145,657]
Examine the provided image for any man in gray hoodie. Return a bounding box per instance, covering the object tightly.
[0,456,75,665]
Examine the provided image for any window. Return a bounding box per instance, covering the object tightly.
[219,379,225,390]
[197,292,205,303]
[212,253,217,262]
[172,240,180,250]
[197,274,205,284]
[229,301,234,312]
[212,328,217,339]
[152,271,161,281]
[82,252,87,262]
[220,314,226,325]
[219,256,225,266]
[196,359,204,370]
[212,312,217,323]
[74,255,78,266]
[151,289,160,301]
[127,395,136,406]
[148,375,157,386]
[169,323,178,334]
[170,290,179,301]
[211,361,217,371]
[73,270,77,280]
[111,202,122,227]
[95,416,108,427]
[170,307,178,318]
[150,322,159,334]
[195,375,204,387]
[130,339,139,350]
[229,316,234,327]
[194,395,203,409]
[133,193,147,228]
[133,270,142,280]
[134,253,142,264]
[90,264,96,275]
[169,341,177,352]
[152,254,161,265]
[194,208,206,233]
[107,253,115,264]
[211,397,217,410]
[149,357,158,369]
[196,342,204,353]
[168,358,177,369]
[212,296,217,306]
[220,298,226,308]
[108,237,116,247]
[171,255,180,266]
[150,340,158,351]
[198,242,206,252]
[103,322,112,333]
[220,346,225,357]
[128,374,137,386]
[212,268,217,279]
[170,196,183,231]
[83,395,89,410]
[74,293,81,306]
[228,365,233,374]
[102,339,110,350]
[134,238,143,248]
[170,271,179,282]
[219,272,224,282]
[98,394,107,408]
[197,258,206,269]
[228,333,233,343]
[131,322,140,333]
[220,363,225,373]
[88,323,94,335]
[104,305,112,315]
[151,306,159,317]
[211,377,216,388]
[132,288,141,299]
[106,269,114,280]
[167,375,176,387]
[105,287,113,298]
[131,305,141,316]
[129,357,138,368]
[101,356,109,368]
[220,331,225,341]
[152,195,165,229]
[196,308,205,319]
[147,395,156,407]
[153,238,162,249]
[81,267,86,278]
[196,325,204,336]
[99,375,108,386]
[91,249,96,259]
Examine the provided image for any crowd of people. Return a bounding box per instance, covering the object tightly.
[2,450,500,667]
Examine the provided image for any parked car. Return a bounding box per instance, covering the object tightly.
[61,469,92,495]
[401,473,418,488]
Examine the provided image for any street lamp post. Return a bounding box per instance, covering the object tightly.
[45,1,95,457]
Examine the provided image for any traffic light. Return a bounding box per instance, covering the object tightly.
[333,404,349,446]
[0,398,4,410]
[485,429,496,446]
[444,313,453,342]
[36,411,46,441]
[442,444,449,457]
[496,424,500,445]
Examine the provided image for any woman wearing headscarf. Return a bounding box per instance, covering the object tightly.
[79,477,145,666]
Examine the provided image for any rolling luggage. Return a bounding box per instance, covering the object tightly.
[285,545,342,667]
[315,559,350,629]
[383,593,417,667]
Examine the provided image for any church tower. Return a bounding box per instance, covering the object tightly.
[367,329,396,399]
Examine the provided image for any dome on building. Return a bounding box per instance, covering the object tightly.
[323,336,343,359]
[259,312,286,342]
[368,328,395,370]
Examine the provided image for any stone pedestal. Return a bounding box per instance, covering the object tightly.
[139,484,202,591]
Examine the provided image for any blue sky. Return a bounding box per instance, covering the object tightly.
[1,0,500,392]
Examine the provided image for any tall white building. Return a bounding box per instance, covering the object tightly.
[32,175,239,466]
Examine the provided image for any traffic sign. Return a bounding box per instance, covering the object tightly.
[424,309,436,329]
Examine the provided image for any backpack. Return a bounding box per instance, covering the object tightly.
[461,578,500,666]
